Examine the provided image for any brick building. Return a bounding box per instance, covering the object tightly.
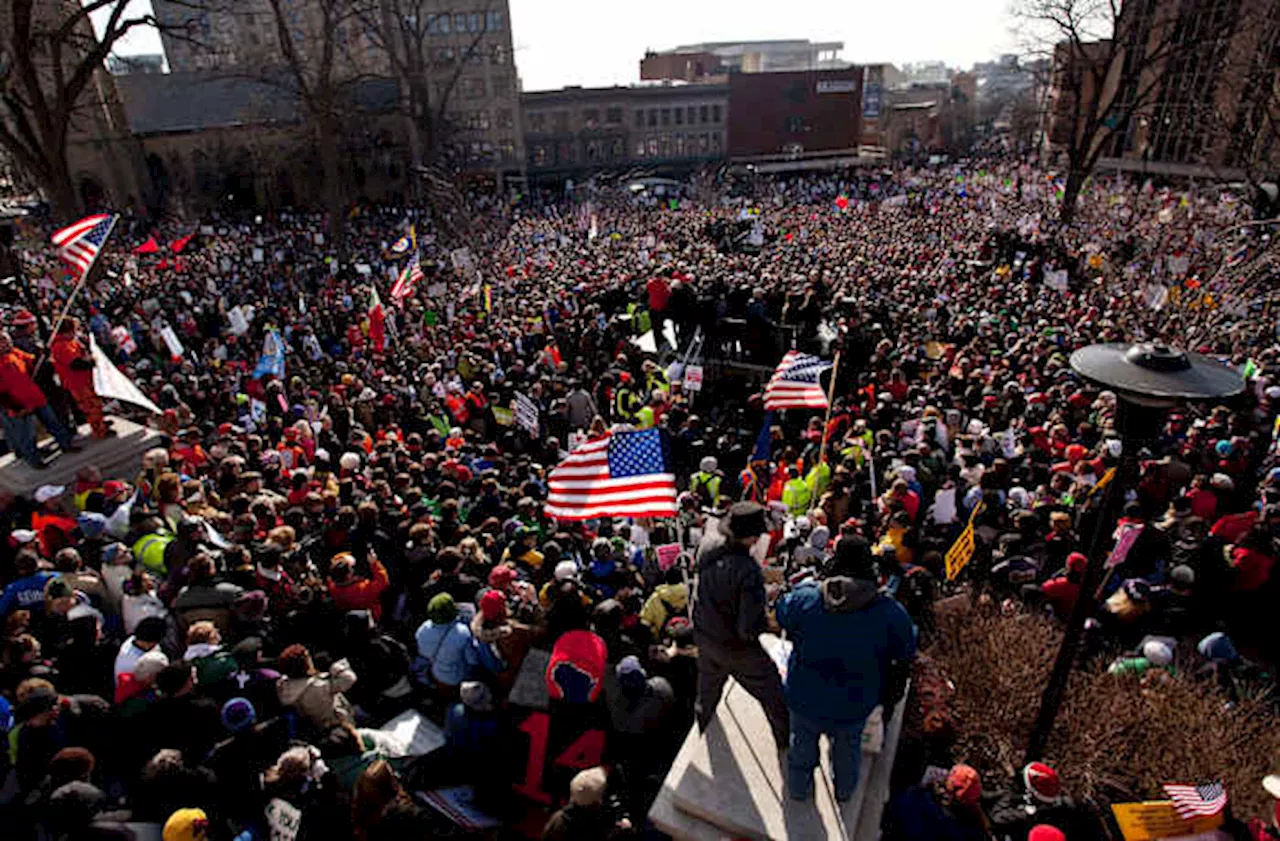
[521,84,729,178]
[641,40,846,83]
[726,68,863,160]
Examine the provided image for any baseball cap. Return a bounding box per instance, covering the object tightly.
[34,485,65,504]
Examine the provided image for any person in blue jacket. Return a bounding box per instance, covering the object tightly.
[775,535,916,802]
[0,550,60,618]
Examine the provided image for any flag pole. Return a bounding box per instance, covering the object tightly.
[809,351,841,513]
[36,214,119,375]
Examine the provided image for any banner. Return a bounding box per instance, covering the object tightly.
[89,336,161,414]
[944,503,983,581]
[514,392,539,437]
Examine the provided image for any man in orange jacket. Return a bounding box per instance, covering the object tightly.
[0,330,76,468]
[328,551,391,621]
[51,318,112,439]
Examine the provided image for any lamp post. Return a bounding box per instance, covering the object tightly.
[1024,342,1244,763]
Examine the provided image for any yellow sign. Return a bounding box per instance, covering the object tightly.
[1111,801,1223,841]
[1085,466,1118,502]
[944,503,982,581]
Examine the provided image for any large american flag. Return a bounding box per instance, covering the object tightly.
[51,214,118,281]
[764,350,833,410]
[1161,782,1227,820]
[545,428,677,521]
[390,252,424,302]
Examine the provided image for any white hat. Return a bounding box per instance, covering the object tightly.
[132,649,170,683]
[554,560,578,581]
[1142,640,1173,666]
[1263,774,1280,799]
[34,485,65,504]
[10,529,36,544]
[699,456,718,473]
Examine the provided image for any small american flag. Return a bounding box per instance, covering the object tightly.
[545,428,677,521]
[764,350,833,410]
[51,214,118,281]
[1161,782,1227,820]
[390,253,424,302]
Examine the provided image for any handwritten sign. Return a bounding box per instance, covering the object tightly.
[655,543,682,572]
[683,364,704,392]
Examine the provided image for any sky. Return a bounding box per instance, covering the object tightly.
[96,0,1021,90]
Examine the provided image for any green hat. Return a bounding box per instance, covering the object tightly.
[428,593,457,624]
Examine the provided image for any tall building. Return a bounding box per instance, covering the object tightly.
[641,40,846,83]
[151,0,522,175]
[1042,0,1280,176]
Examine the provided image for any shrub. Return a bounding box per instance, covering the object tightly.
[925,601,1280,822]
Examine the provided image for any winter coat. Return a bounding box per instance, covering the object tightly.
[775,577,916,724]
[276,659,357,731]
[328,559,391,620]
[413,618,480,687]
[692,541,768,650]
[640,583,689,634]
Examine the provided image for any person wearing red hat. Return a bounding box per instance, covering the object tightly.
[0,329,77,468]
[1039,553,1089,619]
[50,318,111,439]
[883,763,988,841]
[989,761,1097,840]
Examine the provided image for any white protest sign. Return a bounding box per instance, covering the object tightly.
[252,247,264,263]
[266,797,302,841]
[159,325,184,358]
[684,364,704,392]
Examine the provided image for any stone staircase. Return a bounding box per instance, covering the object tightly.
[0,416,163,496]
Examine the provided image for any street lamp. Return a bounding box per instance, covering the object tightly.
[1024,342,1244,762]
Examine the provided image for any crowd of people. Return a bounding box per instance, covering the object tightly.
[0,157,1278,841]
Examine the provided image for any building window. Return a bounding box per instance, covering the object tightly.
[490,44,507,64]
[528,112,546,132]
[583,108,599,129]
[675,107,683,125]
[462,77,486,99]
[659,134,671,156]
[432,46,455,65]
[634,139,646,157]
[466,46,483,65]
[699,133,710,152]
[533,145,547,166]
[647,110,657,127]
[635,109,644,128]
[661,108,670,126]
[699,105,709,123]
[712,104,722,123]
[468,12,482,33]
[787,116,803,133]
[552,111,569,133]
[606,107,622,124]
[453,13,466,33]
[711,133,722,152]
[688,105,697,124]
[436,13,450,34]
[675,134,685,155]
[496,108,513,129]
[498,140,515,162]
[486,11,504,31]
[647,137,659,156]
[466,110,491,131]
[586,140,603,161]
[611,137,625,157]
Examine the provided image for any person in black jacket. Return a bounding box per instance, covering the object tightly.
[691,502,790,750]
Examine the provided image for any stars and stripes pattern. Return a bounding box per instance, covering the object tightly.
[51,214,118,281]
[1161,783,1227,820]
[545,428,677,521]
[390,253,424,302]
[764,350,833,410]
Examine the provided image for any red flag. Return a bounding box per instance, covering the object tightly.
[134,236,160,255]
[368,286,386,352]
[170,232,195,253]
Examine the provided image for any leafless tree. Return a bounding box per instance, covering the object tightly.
[0,0,190,221]
[1013,0,1242,226]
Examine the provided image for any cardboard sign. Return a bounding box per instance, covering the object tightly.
[655,543,682,572]
[266,797,302,841]
[1106,523,1145,569]
[1111,801,1223,841]
[684,364,704,392]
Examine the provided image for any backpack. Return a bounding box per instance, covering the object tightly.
[691,473,716,508]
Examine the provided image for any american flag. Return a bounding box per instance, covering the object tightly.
[390,253,424,302]
[764,350,833,410]
[51,213,118,281]
[1161,782,1227,820]
[545,428,677,521]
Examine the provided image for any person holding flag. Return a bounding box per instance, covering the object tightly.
[51,318,112,439]
[0,329,77,468]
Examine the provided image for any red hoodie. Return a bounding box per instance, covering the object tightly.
[328,559,391,620]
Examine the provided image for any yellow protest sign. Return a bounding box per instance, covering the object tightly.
[944,503,982,581]
[1085,466,1117,502]
[1111,801,1223,840]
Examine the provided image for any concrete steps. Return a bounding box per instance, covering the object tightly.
[0,416,162,495]
[649,634,907,840]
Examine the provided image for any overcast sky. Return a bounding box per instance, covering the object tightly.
[95,0,1021,90]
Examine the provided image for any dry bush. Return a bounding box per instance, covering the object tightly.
[926,602,1280,822]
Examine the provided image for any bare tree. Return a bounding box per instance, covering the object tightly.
[0,1,182,221]
[1014,0,1241,226]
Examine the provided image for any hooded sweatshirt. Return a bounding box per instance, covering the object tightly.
[775,576,916,724]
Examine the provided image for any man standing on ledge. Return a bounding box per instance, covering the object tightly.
[692,501,790,750]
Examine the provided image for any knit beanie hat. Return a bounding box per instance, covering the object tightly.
[427,593,457,623]
[221,697,257,733]
[554,559,578,581]
[479,589,507,623]
[1022,762,1062,803]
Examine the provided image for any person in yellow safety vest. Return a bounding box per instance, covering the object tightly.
[643,360,670,395]
[782,463,812,514]
[636,392,665,429]
[614,372,642,422]
[133,528,174,576]
[840,420,873,469]
[689,456,722,508]
[805,459,831,502]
